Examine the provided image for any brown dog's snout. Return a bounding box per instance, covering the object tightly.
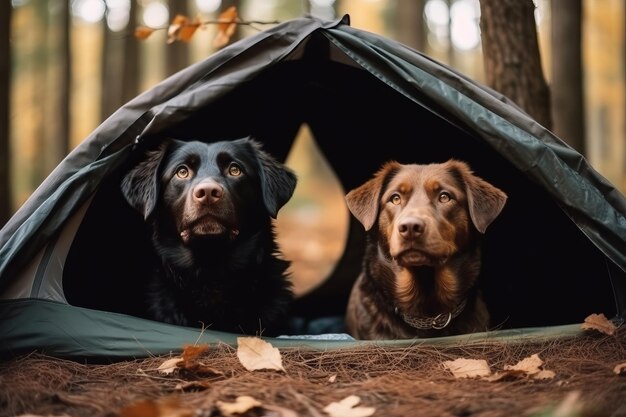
[398,216,426,239]
[193,179,223,204]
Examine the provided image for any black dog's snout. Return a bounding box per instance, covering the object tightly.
[398,217,425,239]
[193,179,223,204]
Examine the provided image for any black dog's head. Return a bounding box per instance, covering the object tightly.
[121,137,297,246]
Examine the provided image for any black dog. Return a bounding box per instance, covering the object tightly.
[120,137,297,335]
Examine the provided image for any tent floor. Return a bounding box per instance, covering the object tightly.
[1,327,625,417]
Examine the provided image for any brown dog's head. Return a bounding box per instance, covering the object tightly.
[345,160,507,268]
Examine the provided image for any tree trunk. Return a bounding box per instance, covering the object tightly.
[551,0,584,154]
[479,0,552,129]
[0,2,12,225]
[100,4,122,121]
[394,0,426,51]
[101,2,139,121]
[166,0,190,76]
[121,1,140,105]
[58,0,71,158]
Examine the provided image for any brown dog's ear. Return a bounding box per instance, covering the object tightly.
[120,140,172,220]
[345,161,400,231]
[448,160,508,234]
[247,139,297,219]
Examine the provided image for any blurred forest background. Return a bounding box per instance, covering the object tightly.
[1,0,625,294]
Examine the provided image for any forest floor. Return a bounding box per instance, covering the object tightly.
[1,323,625,417]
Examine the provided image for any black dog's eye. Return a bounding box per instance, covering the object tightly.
[228,162,242,177]
[390,193,401,205]
[438,191,452,203]
[176,166,190,179]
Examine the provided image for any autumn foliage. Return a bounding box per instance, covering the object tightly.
[134,6,277,49]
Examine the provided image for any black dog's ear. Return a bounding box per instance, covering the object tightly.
[246,139,297,218]
[120,140,172,219]
[345,161,401,231]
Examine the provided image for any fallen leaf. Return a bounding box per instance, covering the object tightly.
[157,357,183,375]
[181,344,209,362]
[443,358,491,379]
[213,6,238,48]
[504,353,543,375]
[487,354,555,381]
[581,313,617,335]
[614,362,626,375]
[216,396,262,416]
[134,26,155,40]
[236,337,285,372]
[323,395,375,417]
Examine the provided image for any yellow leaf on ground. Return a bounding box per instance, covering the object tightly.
[181,344,209,362]
[504,353,543,375]
[157,357,183,375]
[486,353,555,381]
[443,358,491,379]
[581,313,617,335]
[216,396,262,416]
[323,395,375,417]
[236,337,285,372]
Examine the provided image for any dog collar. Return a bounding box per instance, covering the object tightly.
[395,299,468,330]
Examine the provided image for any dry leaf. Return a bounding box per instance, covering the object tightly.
[323,395,375,417]
[489,354,555,381]
[178,15,201,42]
[581,313,617,335]
[167,14,187,44]
[533,369,556,380]
[134,26,155,40]
[236,337,285,372]
[614,362,626,375]
[216,396,262,416]
[157,357,183,375]
[181,344,209,362]
[213,6,239,48]
[443,358,491,379]
[504,353,543,375]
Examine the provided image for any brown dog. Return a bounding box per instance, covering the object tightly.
[345,160,507,339]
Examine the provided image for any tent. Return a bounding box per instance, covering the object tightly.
[1,15,625,361]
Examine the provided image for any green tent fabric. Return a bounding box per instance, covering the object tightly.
[1,15,624,361]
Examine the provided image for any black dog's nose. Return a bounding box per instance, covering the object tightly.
[193,179,223,204]
[398,217,425,239]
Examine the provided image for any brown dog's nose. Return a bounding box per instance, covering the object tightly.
[193,179,223,204]
[398,217,425,239]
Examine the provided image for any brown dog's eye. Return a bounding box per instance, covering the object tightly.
[390,194,401,205]
[228,163,242,177]
[176,166,190,179]
[438,191,452,203]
